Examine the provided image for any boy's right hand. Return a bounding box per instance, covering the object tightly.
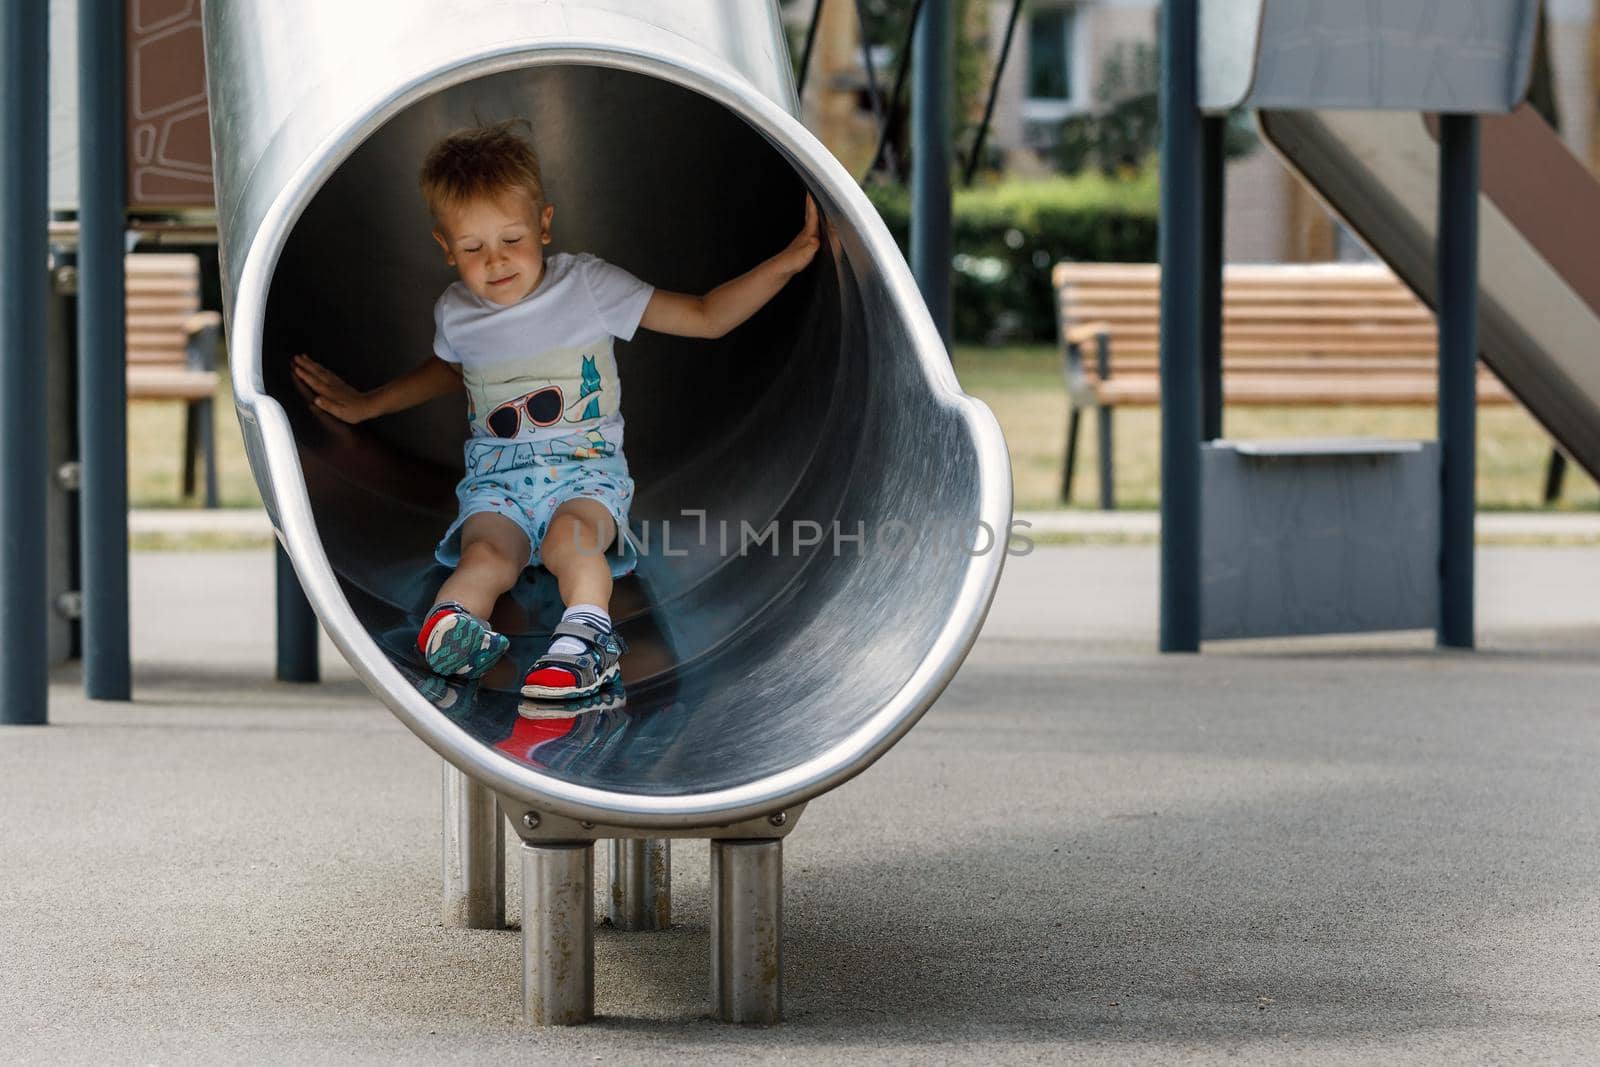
[292,353,378,424]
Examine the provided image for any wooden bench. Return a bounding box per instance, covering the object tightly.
[126,254,222,506]
[1052,262,1518,509]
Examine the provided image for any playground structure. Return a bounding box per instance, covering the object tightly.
[203,0,1009,1025]
[3,0,1599,1036]
[1156,0,1600,650]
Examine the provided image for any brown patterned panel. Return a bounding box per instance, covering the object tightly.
[127,0,215,211]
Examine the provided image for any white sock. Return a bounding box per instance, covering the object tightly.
[548,604,611,656]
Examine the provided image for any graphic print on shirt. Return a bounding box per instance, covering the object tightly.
[463,340,620,460]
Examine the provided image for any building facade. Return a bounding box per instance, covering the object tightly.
[787,0,1600,265]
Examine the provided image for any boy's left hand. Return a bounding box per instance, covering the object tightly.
[775,195,821,277]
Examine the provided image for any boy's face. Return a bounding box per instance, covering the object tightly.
[432,189,556,306]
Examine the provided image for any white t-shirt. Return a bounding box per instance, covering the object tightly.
[432,252,654,460]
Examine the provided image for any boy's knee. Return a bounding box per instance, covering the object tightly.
[544,513,605,557]
[460,537,519,573]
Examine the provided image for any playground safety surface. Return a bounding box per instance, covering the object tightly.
[4,545,1599,1064]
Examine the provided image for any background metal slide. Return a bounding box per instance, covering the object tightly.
[1259,104,1600,485]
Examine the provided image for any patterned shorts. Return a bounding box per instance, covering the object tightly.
[435,438,637,578]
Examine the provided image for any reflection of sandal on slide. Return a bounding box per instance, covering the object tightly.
[418,601,509,679]
[521,617,628,699]
[518,679,626,719]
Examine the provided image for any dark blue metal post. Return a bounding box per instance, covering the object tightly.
[1437,114,1478,649]
[911,0,952,349]
[0,0,51,724]
[1158,0,1203,652]
[79,0,131,699]
[1199,115,1225,441]
[276,545,320,683]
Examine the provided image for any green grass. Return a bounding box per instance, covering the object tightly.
[127,348,1600,517]
[952,344,1600,513]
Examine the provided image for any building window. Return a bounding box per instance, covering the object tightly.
[1027,7,1078,103]
[1023,4,1082,146]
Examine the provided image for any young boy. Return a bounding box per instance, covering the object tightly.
[293,121,819,699]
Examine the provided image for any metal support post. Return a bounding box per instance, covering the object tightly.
[47,250,80,668]
[0,0,50,723]
[521,840,594,1026]
[1158,0,1204,653]
[608,838,671,931]
[910,0,952,350]
[1437,113,1478,649]
[441,763,505,929]
[1199,114,1226,442]
[79,0,130,700]
[710,838,783,1024]
[275,544,320,682]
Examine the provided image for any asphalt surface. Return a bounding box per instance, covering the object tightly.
[3,546,1599,1064]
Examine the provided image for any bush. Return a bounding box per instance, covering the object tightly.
[865,171,1159,343]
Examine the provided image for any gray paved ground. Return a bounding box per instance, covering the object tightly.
[3,546,1600,1064]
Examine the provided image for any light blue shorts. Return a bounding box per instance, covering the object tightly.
[435,438,637,579]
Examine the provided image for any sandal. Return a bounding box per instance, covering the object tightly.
[417,601,509,679]
[521,616,628,699]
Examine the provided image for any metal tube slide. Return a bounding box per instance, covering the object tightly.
[202,1,1011,828]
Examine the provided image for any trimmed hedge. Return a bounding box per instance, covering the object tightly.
[864,171,1159,343]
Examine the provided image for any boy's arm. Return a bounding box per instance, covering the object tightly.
[639,195,820,340]
[292,352,463,424]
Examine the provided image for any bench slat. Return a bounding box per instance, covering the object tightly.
[1096,375,1513,406]
[125,368,217,400]
[1076,357,1467,375]
[1074,340,1439,356]
[1063,286,1423,305]
[1065,304,1434,323]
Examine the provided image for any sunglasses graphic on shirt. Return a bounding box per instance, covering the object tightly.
[485,386,601,438]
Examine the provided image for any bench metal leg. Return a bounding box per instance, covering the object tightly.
[1060,405,1082,503]
[1097,404,1116,511]
[710,838,783,1024]
[521,840,594,1026]
[199,396,218,508]
[1543,447,1567,504]
[441,763,505,929]
[182,398,218,507]
[182,401,199,499]
[608,838,670,931]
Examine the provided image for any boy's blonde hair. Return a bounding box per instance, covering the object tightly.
[419,120,545,219]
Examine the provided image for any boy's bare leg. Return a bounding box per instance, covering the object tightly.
[540,498,617,611]
[434,512,533,619]
[521,497,622,696]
